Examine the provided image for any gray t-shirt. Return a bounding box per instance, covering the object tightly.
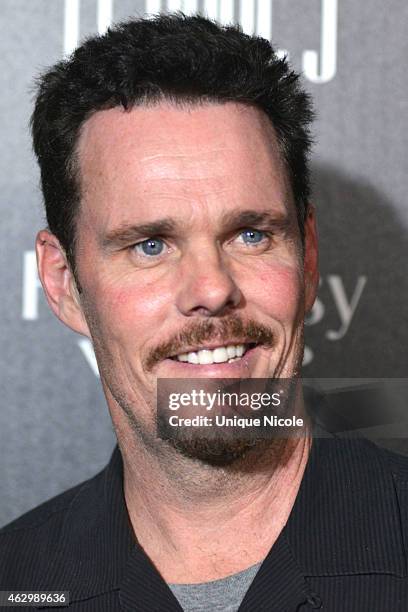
[168,562,262,612]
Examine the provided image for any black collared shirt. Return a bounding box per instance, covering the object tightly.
[1,431,408,611]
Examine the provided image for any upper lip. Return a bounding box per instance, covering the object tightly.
[168,341,258,358]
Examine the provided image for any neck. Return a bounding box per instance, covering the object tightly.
[117,421,312,583]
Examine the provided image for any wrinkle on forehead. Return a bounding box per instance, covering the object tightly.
[78,101,285,173]
[139,149,231,162]
[136,149,237,182]
[76,101,293,231]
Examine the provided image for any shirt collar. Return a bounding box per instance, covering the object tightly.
[38,446,134,602]
[285,431,407,577]
[38,431,407,606]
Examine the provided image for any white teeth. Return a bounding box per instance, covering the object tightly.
[236,345,244,357]
[213,347,228,363]
[175,344,248,365]
[198,349,213,365]
[226,346,236,359]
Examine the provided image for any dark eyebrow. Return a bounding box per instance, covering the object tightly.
[101,209,292,250]
[221,209,292,233]
[101,218,177,249]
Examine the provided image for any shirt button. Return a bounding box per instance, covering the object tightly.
[306,592,322,609]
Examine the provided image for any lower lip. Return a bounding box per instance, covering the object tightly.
[156,345,261,378]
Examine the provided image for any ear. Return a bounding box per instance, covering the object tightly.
[303,204,319,313]
[36,229,91,337]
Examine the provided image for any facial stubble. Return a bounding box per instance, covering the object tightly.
[80,286,306,468]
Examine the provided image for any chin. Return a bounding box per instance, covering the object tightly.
[166,436,261,466]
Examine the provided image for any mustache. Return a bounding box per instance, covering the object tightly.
[144,314,275,370]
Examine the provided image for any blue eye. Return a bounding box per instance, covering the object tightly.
[240,229,265,244]
[135,238,165,256]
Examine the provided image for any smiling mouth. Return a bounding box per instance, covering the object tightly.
[168,343,258,365]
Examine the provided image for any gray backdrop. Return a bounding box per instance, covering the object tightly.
[1,0,407,527]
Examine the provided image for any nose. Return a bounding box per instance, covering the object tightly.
[175,244,242,317]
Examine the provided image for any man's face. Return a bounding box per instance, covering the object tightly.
[58,102,318,459]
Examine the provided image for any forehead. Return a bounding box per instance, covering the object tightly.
[76,101,292,231]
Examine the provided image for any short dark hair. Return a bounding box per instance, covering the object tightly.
[31,12,314,274]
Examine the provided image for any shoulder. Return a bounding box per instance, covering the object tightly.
[330,434,408,515]
[377,443,408,483]
[332,433,408,479]
[0,471,103,589]
[1,479,90,533]
[313,430,408,509]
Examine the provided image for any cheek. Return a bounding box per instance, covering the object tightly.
[252,266,304,322]
[87,277,172,343]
